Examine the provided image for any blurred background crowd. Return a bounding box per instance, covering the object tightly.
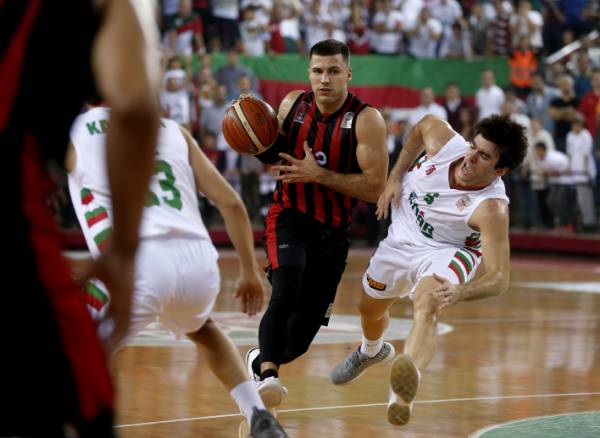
[54,0,600,244]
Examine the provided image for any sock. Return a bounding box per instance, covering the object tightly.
[360,335,383,358]
[252,356,261,377]
[230,380,265,426]
[260,369,278,380]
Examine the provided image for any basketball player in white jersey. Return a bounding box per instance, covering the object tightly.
[66,106,287,437]
[330,114,528,426]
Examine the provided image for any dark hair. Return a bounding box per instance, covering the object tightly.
[309,39,350,63]
[474,114,528,170]
[534,141,547,150]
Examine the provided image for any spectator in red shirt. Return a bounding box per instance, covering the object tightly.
[578,69,600,140]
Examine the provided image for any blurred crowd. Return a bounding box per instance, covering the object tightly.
[55,0,600,239]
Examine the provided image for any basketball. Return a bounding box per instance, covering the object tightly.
[222,96,279,155]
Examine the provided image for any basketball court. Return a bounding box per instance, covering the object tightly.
[110,248,600,437]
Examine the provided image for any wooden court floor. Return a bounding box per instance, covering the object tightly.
[112,250,600,437]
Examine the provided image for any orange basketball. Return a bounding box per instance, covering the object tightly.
[222,96,279,155]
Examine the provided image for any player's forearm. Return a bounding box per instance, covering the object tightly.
[389,124,425,182]
[315,169,385,203]
[459,271,509,301]
[107,105,159,256]
[219,198,260,274]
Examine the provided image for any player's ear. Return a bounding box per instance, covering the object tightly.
[347,66,352,82]
[495,166,510,177]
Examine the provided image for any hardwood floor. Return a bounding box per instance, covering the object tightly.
[113,251,600,437]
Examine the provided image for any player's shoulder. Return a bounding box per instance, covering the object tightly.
[71,106,109,135]
[278,89,305,119]
[281,90,305,108]
[355,106,385,131]
[471,198,509,229]
[77,106,109,121]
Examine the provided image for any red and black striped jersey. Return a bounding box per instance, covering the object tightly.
[274,91,369,228]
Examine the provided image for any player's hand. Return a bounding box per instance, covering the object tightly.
[432,273,462,310]
[375,179,402,220]
[234,268,265,316]
[272,142,324,184]
[78,249,135,354]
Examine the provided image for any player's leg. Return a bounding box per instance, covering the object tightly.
[385,276,439,427]
[330,292,398,385]
[187,320,259,414]
[279,224,352,365]
[402,276,442,370]
[257,264,304,374]
[405,247,482,369]
[388,247,482,426]
[186,321,287,437]
[157,238,284,435]
[331,238,407,385]
[249,208,306,385]
[279,247,346,364]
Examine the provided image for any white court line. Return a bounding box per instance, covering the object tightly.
[445,316,600,324]
[115,391,600,429]
[468,410,600,438]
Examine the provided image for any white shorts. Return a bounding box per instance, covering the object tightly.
[362,236,481,300]
[90,237,220,341]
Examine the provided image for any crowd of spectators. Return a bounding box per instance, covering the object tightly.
[55,1,600,239]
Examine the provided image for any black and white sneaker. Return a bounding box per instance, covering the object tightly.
[246,347,261,383]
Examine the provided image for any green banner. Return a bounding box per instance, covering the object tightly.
[199,54,509,96]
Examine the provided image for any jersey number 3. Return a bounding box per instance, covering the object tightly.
[145,160,182,210]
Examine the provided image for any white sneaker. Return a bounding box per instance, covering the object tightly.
[387,354,420,426]
[257,377,288,408]
[245,347,260,383]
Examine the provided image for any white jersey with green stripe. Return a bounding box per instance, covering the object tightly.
[68,107,211,257]
[389,133,509,254]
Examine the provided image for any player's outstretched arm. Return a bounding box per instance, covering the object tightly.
[89,0,161,352]
[432,199,510,310]
[185,128,265,316]
[377,115,455,219]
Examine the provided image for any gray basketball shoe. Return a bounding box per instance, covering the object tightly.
[330,342,395,385]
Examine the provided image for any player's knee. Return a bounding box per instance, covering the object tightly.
[358,294,389,319]
[269,265,303,308]
[413,292,439,321]
[187,318,216,343]
[282,338,311,363]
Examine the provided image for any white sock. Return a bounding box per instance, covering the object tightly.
[230,380,266,426]
[360,335,384,358]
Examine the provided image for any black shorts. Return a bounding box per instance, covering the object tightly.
[264,204,350,326]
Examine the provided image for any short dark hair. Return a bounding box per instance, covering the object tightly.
[474,114,528,171]
[309,39,350,64]
[534,141,547,150]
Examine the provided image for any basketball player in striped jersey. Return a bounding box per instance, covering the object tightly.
[66,106,287,437]
[331,114,528,426]
[244,39,389,407]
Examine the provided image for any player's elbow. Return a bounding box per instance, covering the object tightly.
[217,192,247,219]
